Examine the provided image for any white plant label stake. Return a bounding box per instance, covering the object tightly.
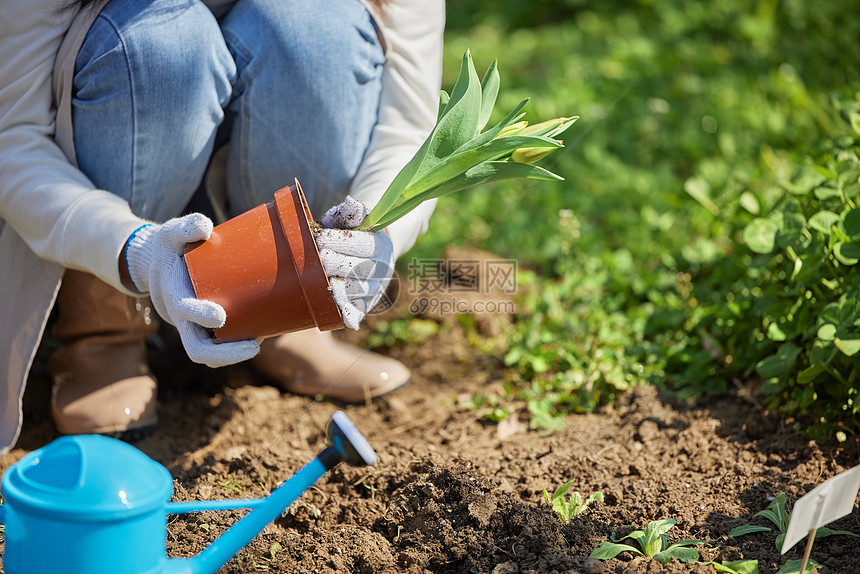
[782,464,860,572]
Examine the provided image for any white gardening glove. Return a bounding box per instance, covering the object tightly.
[316,196,395,330]
[125,214,260,367]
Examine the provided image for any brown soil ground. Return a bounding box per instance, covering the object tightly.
[2,301,859,574]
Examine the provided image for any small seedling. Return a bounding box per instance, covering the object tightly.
[542,482,603,521]
[589,518,708,565]
[216,475,245,495]
[363,483,378,500]
[460,391,511,423]
[729,492,858,551]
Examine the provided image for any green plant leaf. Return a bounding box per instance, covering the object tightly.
[477,59,500,133]
[834,242,860,265]
[819,299,860,328]
[816,526,860,539]
[834,334,860,356]
[836,241,860,261]
[435,50,482,140]
[729,525,773,537]
[776,559,821,574]
[585,491,605,507]
[437,90,450,122]
[752,509,780,528]
[667,539,709,549]
[772,492,789,531]
[684,176,719,215]
[843,208,860,239]
[642,519,676,557]
[588,541,643,561]
[551,481,572,519]
[740,191,760,214]
[850,111,860,135]
[776,558,821,574]
[797,364,825,384]
[767,322,787,341]
[621,529,646,545]
[808,210,840,234]
[550,489,604,519]
[723,561,760,574]
[810,339,837,366]
[744,218,780,253]
[817,323,837,341]
[755,344,801,378]
[653,545,701,565]
[703,560,760,574]
[402,134,562,200]
[367,161,563,231]
[815,185,840,199]
[706,563,738,574]
[776,211,806,249]
[451,99,530,155]
[784,165,827,195]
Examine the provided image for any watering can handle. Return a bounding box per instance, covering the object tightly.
[168,498,264,514]
[164,411,376,574]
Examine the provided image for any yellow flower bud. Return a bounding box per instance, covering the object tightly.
[521,117,570,136]
[494,120,529,139]
[512,143,561,164]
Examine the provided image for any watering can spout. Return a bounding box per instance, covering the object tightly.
[167,411,376,574]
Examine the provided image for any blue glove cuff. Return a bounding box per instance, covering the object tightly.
[125,224,155,292]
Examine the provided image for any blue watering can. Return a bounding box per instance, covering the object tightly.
[0,411,375,574]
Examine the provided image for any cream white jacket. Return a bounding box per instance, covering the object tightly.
[0,0,444,453]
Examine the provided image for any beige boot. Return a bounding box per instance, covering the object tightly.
[252,328,410,404]
[49,270,159,437]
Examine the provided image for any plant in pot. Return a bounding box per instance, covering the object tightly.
[184,50,577,341]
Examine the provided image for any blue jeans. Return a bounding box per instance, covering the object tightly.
[72,0,384,222]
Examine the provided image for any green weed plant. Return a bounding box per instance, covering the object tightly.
[729,492,859,551]
[542,482,603,521]
[700,559,823,574]
[589,518,708,565]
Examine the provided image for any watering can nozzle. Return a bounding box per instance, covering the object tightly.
[320,411,378,469]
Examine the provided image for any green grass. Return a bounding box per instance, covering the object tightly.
[392,0,860,439]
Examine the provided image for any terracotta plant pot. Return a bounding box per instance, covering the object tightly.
[184,180,343,342]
